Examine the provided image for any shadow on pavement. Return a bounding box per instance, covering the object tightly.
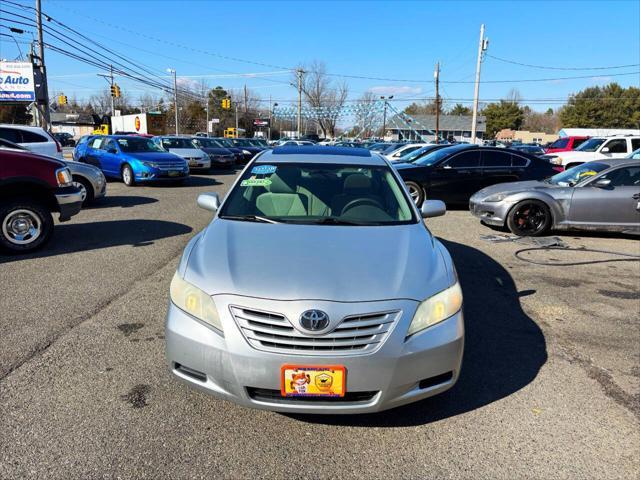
[287,239,548,427]
[87,195,158,209]
[0,219,192,262]
[148,176,222,188]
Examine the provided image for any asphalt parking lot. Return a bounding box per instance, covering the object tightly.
[1,170,638,479]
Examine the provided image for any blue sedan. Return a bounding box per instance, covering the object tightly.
[76,135,189,186]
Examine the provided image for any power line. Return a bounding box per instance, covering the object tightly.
[486,53,640,71]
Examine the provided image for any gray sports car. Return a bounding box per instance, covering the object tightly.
[469,158,640,236]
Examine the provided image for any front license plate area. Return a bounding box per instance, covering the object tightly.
[168,170,180,177]
[281,365,345,397]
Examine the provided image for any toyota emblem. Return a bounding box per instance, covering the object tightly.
[300,310,329,331]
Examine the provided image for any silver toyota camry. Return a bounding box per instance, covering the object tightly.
[165,146,464,414]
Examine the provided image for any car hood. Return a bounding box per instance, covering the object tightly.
[166,148,207,158]
[201,147,233,155]
[553,151,602,160]
[184,220,448,302]
[124,152,185,163]
[473,180,556,198]
[392,162,421,171]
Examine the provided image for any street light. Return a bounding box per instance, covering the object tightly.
[167,68,178,135]
[380,95,393,141]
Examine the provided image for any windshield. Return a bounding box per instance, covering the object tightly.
[575,138,605,152]
[161,138,196,149]
[117,137,163,152]
[216,138,234,148]
[220,162,416,225]
[413,146,467,166]
[404,146,435,162]
[232,139,252,147]
[548,162,609,186]
[196,138,223,148]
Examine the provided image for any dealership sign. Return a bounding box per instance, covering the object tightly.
[0,61,36,102]
[253,118,270,127]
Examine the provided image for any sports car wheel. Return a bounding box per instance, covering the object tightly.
[506,200,551,236]
[405,181,424,206]
[122,164,135,186]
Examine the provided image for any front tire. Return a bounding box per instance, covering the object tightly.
[121,164,135,186]
[506,199,552,236]
[405,181,425,206]
[72,176,94,206]
[0,199,54,253]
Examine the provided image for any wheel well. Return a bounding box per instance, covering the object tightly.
[72,174,94,195]
[0,182,57,211]
[508,198,554,223]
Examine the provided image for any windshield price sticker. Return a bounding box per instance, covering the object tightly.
[251,165,277,175]
[241,178,272,187]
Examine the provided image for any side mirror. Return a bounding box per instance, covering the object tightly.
[593,178,611,188]
[601,147,610,153]
[421,199,446,218]
[197,192,221,212]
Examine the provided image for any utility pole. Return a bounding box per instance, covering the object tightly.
[268,95,272,141]
[205,94,209,135]
[296,69,303,138]
[434,62,440,144]
[35,0,50,130]
[380,95,393,140]
[471,24,488,144]
[168,68,179,135]
[235,104,238,136]
[243,84,248,113]
[109,64,115,116]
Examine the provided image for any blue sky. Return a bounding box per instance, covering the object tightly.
[1,0,639,114]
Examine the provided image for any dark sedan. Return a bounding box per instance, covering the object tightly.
[191,137,236,168]
[393,144,560,205]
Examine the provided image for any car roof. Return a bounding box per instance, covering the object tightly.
[597,158,640,168]
[256,146,386,165]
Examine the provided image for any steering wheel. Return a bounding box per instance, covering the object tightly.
[341,198,384,216]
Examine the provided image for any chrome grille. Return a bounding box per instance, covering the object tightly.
[157,161,186,171]
[230,306,399,356]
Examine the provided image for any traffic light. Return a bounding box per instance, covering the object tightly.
[222,98,231,110]
[110,84,121,98]
[58,94,68,105]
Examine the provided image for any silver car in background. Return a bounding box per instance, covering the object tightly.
[154,136,211,171]
[166,146,464,413]
[470,157,640,236]
[0,138,106,205]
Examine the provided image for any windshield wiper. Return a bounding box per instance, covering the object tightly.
[308,217,368,226]
[219,215,280,224]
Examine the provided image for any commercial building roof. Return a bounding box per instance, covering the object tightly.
[386,114,486,132]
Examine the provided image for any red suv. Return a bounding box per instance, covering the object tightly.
[0,149,83,253]
[545,136,589,154]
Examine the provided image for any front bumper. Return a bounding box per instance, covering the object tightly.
[165,296,464,414]
[54,186,83,221]
[187,158,212,170]
[469,197,510,227]
[135,167,189,182]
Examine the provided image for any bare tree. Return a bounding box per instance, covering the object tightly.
[297,61,348,138]
[353,91,381,138]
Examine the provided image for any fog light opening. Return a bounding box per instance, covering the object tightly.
[175,363,207,382]
[418,371,453,390]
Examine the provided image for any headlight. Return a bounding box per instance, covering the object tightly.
[242,149,251,155]
[485,193,507,202]
[55,167,72,187]
[407,282,462,337]
[170,272,222,331]
[548,157,562,165]
[142,161,159,168]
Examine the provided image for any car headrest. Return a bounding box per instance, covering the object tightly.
[344,173,371,192]
[268,168,301,194]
